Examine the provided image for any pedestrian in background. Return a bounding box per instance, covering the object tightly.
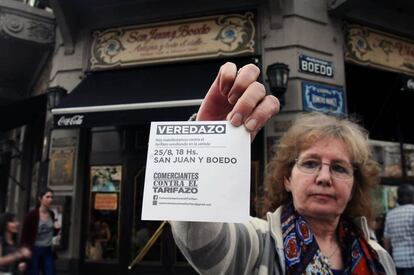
[0,212,31,274]
[384,184,414,275]
[21,188,60,275]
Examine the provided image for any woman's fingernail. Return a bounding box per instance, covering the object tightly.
[228,93,238,105]
[230,113,243,126]
[245,119,258,131]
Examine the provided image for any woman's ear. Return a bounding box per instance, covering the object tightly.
[284,177,291,192]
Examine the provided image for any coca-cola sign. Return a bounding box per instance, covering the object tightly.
[57,115,84,126]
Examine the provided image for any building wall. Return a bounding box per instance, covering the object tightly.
[3,1,410,274]
[49,29,85,92]
[48,129,81,268]
[47,0,348,270]
[262,0,345,140]
[50,0,346,116]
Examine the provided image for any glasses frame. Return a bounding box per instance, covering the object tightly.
[295,157,355,180]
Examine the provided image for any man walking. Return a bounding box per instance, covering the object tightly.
[384,184,414,275]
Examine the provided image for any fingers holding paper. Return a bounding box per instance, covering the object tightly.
[227,86,280,139]
[197,62,280,139]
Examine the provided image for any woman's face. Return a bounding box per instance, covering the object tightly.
[284,137,354,222]
[7,218,19,234]
[40,191,53,208]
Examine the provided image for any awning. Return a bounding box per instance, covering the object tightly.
[328,0,414,39]
[0,94,46,131]
[51,59,253,128]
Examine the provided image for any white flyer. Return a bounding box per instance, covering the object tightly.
[141,121,250,223]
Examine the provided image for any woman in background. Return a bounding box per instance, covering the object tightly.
[21,188,60,275]
[0,212,31,274]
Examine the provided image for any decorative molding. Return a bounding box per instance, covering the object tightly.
[345,24,414,76]
[48,0,74,54]
[268,0,284,29]
[328,0,348,11]
[0,12,54,44]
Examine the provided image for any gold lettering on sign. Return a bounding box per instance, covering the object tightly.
[90,13,256,70]
[346,24,414,76]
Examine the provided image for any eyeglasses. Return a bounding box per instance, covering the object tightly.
[295,157,355,180]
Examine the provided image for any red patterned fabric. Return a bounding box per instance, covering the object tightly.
[281,203,386,275]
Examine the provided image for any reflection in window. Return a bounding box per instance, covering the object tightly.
[404,143,414,177]
[91,127,123,152]
[86,210,113,261]
[91,166,121,192]
[175,245,189,263]
[85,165,122,262]
[132,221,162,262]
[131,166,162,263]
[370,140,402,178]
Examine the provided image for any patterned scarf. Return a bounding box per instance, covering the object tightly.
[281,203,386,275]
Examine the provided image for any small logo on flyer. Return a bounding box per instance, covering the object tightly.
[156,124,226,135]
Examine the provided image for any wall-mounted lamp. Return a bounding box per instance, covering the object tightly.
[266,63,290,107]
[399,75,414,92]
[47,86,67,110]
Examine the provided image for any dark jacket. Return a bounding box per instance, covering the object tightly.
[0,236,18,272]
[21,208,60,249]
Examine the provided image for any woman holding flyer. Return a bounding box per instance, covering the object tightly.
[169,62,396,274]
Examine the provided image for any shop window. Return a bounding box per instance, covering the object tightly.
[369,140,414,218]
[370,139,414,181]
[131,166,162,263]
[85,165,122,262]
[175,246,189,264]
[370,140,402,178]
[91,127,124,152]
[135,126,150,150]
[403,144,414,177]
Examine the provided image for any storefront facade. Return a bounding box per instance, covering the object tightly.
[0,0,54,229]
[3,0,413,274]
[47,6,268,274]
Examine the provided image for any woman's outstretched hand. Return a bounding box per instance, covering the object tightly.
[197,62,280,140]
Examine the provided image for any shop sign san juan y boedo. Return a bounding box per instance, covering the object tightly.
[346,24,414,77]
[299,54,334,78]
[89,12,257,70]
[302,81,346,115]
